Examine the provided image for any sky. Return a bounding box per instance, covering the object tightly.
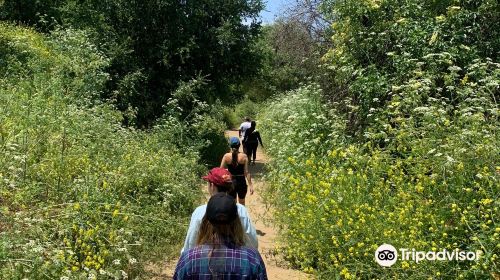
[259,0,293,23]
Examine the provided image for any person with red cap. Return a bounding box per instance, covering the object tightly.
[180,167,258,254]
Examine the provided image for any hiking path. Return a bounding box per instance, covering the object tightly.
[147,130,311,280]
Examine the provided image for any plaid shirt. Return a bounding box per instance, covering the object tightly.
[173,244,268,280]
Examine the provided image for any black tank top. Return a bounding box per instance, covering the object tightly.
[228,160,246,186]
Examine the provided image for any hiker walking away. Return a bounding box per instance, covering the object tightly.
[221,137,254,205]
[173,193,267,279]
[180,167,258,253]
[239,117,251,140]
[239,117,251,153]
[243,121,263,165]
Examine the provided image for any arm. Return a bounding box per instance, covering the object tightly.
[180,208,203,254]
[243,218,258,249]
[220,154,228,168]
[238,205,258,249]
[244,155,254,195]
[257,132,263,147]
[173,252,188,280]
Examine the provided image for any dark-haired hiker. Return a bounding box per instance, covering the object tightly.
[173,193,268,280]
[220,137,254,205]
[243,121,263,165]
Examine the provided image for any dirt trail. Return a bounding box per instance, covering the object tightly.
[147,130,311,279]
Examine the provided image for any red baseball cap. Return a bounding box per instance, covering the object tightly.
[202,168,232,187]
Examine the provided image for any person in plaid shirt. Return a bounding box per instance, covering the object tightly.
[173,193,267,279]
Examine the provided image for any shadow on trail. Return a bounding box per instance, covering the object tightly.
[249,161,266,178]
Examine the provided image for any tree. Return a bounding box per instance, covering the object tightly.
[0,0,64,31]
[1,0,264,126]
[283,0,332,44]
[242,15,330,101]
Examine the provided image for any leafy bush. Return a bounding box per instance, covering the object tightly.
[234,98,260,122]
[159,79,229,168]
[260,0,500,275]
[321,0,499,133]
[0,23,202,279]
[221,106,240,129]
[261,82,498,279]
[1,0,265,126]
[220,99,261,130]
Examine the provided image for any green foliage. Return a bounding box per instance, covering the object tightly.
[0,0,63,31]
[261,83,498,279]
[1,0,264,126]
[221,107,240,129]
[322,0,500,133]
[234,98,260,122]
[260,0,499,278]
[193,114,230,168]
[159,78,228,168]
[220,98,261,130]
[0,23,202,279]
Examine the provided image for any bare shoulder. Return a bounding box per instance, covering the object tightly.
[224,153,235,161]
[239,153,248,163]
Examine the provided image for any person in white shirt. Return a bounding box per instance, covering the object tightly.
[239,117,252,139]
[239,117,252,154]
[181,167,258,253]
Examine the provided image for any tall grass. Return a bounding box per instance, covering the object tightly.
[0,23,203,279]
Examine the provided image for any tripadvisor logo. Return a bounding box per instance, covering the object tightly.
[375,244,398,267]
[375,244,482,267]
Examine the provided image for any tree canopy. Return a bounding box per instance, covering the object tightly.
[1,0,264,126]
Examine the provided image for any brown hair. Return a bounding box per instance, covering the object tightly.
[196,215,245,247]
[214,182,234,193]
[231,147,239,167]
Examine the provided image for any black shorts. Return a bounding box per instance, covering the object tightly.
[229,181,248,200]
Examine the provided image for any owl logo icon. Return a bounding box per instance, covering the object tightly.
[375,244,398,267]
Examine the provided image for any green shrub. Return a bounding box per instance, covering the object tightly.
[234,98,260,122]
[221,106,240,129]
[192,114,229,168]
[259,1,499,278]
[0,23,201,279]
[159,79,228,168]
[261,81,498,279]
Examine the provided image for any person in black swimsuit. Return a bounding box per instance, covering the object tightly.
[220,137,253,205]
